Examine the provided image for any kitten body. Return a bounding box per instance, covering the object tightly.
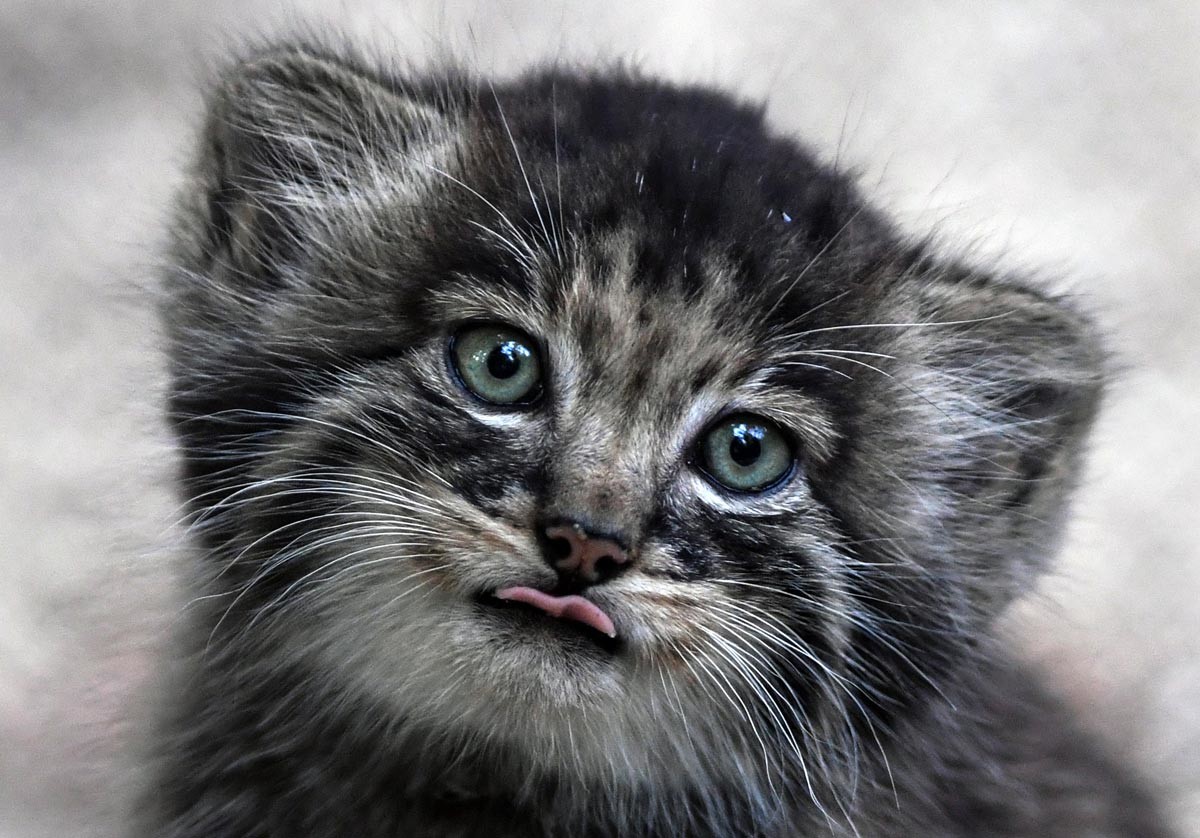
[143,39,1175,837]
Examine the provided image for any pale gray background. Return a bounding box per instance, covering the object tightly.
[2,2,1197,836]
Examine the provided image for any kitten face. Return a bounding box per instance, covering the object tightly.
[165,46,1102,791]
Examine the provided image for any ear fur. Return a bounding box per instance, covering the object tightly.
[194,46,445,280]
[915,267,1105,517]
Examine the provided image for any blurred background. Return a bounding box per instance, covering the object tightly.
[2,1,1197,835]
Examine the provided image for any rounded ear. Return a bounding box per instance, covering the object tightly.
[913,268,1105,514]
[193,45,447,281]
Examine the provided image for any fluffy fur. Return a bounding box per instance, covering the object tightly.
[141,38,1175,837]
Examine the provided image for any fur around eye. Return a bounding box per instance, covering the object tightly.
[449,323,543,406]
[697,414,795,493]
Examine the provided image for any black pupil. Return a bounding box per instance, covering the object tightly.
[729,424,763,467]
[487,342,522,379]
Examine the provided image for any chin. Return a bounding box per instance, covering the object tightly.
[319,589,631,728]
[451,603,632,714]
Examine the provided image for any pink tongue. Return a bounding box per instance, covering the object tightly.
[494,586,617,639]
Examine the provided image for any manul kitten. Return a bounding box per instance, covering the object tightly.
[140,37,1176,837]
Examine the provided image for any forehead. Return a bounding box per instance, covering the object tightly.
[557,231,756,367]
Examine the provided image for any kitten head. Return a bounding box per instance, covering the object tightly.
[164,43,1102,805]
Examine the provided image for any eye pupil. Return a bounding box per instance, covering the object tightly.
[729,426,761,467]
[487,343,521,379]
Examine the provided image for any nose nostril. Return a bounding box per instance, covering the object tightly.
[592,555,619,581]
[545,535,572,563]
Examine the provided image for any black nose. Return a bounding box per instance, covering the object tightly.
[540,519,631,586]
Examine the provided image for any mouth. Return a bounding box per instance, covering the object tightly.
[475,586,622,655]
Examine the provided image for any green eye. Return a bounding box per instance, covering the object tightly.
[698,414,794,493]
[450,323,543,405]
